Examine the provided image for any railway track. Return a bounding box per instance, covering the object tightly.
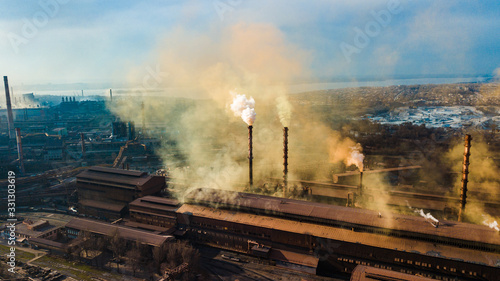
[201,257,275,281]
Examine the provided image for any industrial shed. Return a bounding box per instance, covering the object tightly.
[176,200,500,280]
[269,249,319,275]
[76,166,165,220]
[184,188,500,252]
[65,218,172,248]
[350,265,436,281]
[129,196,179,229]
[29,237,67,255]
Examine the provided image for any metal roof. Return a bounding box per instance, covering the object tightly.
[350,265,435,281]
[76,166,157,187]
[29,237,66,250]
[79,200,126,212]
[269,249,319,268]
[88,166,146,177]
[184,188,500,247]
[177,204,500,267]
[129,196,179,210]
[122,220,174,233]
[65,218,171,247]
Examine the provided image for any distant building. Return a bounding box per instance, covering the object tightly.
[52,127,68,137]
[22,93,36,104]
[76,166,165,221]
[4,219,56,241]
[112,122,128,138]
[44,138,64,160]
[0,108,44,121]
[24,219,49,231]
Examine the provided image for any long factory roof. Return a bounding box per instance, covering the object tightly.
[66,218,172,247]
[184,188,500,247]
[177,204,500,268]
[129,196,179,210]
[79,199,126,212]
[76,166,156,188]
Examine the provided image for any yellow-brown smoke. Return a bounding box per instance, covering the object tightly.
[444,136,500,222]
[108,23,387,198]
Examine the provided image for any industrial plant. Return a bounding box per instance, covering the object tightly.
[0,2,499,280]
[1,70,500,281]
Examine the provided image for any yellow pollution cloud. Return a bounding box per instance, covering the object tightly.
[109,23,376,198]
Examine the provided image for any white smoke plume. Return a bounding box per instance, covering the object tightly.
[416,209,439,224]
[347,145,364,172]
[482,216,500,232]
[406,201,439,227]
[276,94,292,127]
[230,91,256,125]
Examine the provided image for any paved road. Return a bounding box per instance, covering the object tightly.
[27,251,48,265]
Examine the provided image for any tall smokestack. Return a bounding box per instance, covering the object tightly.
[3,76,15,139]
[248,125,253,187]
[458,134,472,222]
[109,89,113,101]
[283,127,288,196]
[359,171,363,196]
[15,128,25,175]
[80,133,86,160]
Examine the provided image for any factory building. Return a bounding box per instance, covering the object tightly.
[76,166,165,220]
[129,196,179,229]
[176,203,321,274]
[176,188,500,280]
[184,188,499,252]
[65,218,173,249]
[350,265,436,281]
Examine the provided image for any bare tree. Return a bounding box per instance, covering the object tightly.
[109,229,126,272]
[72,244,83,263]
[126,243,142,276]
[79,230,93,260]
[162,240,200,280]
[64,244,74,261]
[94,236,109,268]
[152,242,168,274]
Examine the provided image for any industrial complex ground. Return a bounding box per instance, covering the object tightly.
[1,82,500,280]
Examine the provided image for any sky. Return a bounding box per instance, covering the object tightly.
[0,0,499,88]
